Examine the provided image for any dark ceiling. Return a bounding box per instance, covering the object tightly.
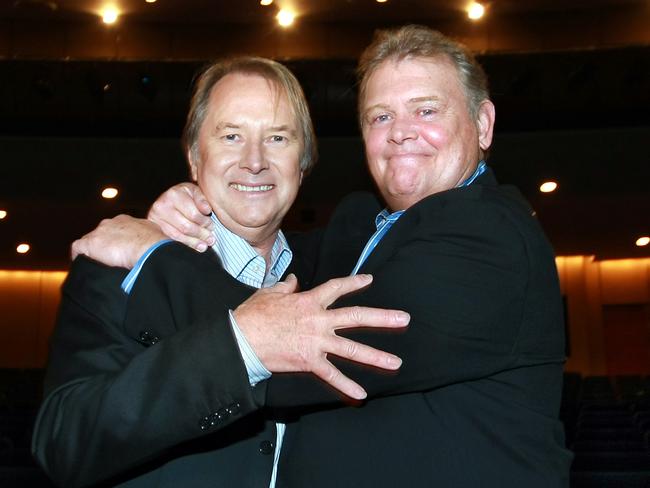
[0,0,649,268]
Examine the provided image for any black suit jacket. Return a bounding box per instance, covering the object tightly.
[268,169,573,487]
[32,244,293,487]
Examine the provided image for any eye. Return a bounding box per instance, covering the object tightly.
[418,107,436,117]
[270,135,287,143]
[223,133,240,142]
[370,113,391,125]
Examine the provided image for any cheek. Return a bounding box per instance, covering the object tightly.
[418,124,447,148]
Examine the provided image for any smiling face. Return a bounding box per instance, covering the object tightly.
[189,72,303,251]
[361,56,495,211]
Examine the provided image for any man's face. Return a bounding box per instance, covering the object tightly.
[190,73,303,247]
[361,56,494,211]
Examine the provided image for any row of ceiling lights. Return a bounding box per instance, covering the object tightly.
[99,1,487,27]
[1,182,648,255]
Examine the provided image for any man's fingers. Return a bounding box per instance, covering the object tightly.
[328,336,402,370]
[156,220,211,252]
[268,273,299,294]
[190,185,213,216]
[311,274,374,307]
[328,306,410,330]
[312,361,367,400]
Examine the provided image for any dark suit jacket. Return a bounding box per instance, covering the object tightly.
[32,244,294,487]
[267,169,573,487]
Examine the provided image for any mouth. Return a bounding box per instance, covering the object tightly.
[230,183,275,192]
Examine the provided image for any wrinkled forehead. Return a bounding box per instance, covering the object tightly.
[361,55,466,108]
[207,72,297,125]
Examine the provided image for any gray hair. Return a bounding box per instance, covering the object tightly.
[357,25,490,123]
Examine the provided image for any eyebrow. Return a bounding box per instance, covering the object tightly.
[407,96,441,104]
[215,122,240,131]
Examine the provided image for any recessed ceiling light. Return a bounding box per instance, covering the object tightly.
[539,181,558,193]
[376,0,388,3]
[102,7,119,24]
[260,0,273,5]
[636,236,650,247]
[102,187,119,199]
[16,243,30,254]
[467,2,485,20]
[0,210,6,220]
[145,0,157,3]
[277,9,295,27]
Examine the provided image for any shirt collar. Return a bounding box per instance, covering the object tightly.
[209,213,292,288]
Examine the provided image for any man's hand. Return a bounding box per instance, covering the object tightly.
[233,273,409,400]
[148,182,215,252]
[71,215,167,269]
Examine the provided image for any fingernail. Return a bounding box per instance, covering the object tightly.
[196,243,207,252]
[358,274,372,282]
[207,235,216,245]
[353,386,367,400]
[387,355,402,368]
[396,311,410,324]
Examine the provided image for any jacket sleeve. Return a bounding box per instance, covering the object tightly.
[32,245,260,488]
[265,196,564,407]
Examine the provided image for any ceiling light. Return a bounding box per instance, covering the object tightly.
[467,2,485,20]
[16,243,30,254]
[277,9,295,27]
[102,7,119,24]
[102,187,119,199]
[539,181,558,193]
[145,0,157,3]
[636,236,650,247]
[0,210,6,219]
[260,0,273,5]
[376,0,388,3]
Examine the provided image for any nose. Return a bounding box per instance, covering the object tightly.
[388,118,418,144]
[240,141,269,173]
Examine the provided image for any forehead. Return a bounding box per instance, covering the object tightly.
[363,56,464,104]
[205,72,295,122]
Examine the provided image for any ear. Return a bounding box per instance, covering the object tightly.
[299,170,304,186]
[187,148,199,182]
[476,100,495,152]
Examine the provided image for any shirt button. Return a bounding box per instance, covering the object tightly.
[259,440,274,455]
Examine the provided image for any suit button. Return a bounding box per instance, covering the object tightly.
[199,415,211,430]
[227,403,241,416]
[139,331,150,341]
[259,440,274,455]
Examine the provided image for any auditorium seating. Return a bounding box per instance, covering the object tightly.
[565,374,650,488]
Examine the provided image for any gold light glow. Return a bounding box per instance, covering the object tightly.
[376,0,388,3]
[101,187,119,199]
[16,243,30,254]
[0,210,6,219]
[145,0,157,3]
[277,9,295,27]
[467,2,485,20]
[102,7,119,24]
[260,0,273,5]
[636,236,650,247]
[539,181,558,193]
